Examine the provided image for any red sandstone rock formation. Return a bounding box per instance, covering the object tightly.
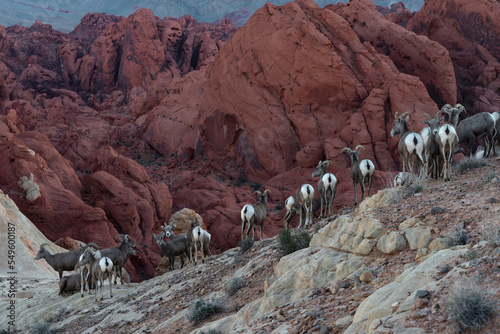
[1,0,500,278]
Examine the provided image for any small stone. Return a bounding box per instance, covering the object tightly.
[416,290,429,298]
[360,270,374,283]
[319,325,329,334]
[439,264,451,274]
[489,197,498,203]
[430,207,444,215]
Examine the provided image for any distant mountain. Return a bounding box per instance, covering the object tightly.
[1,0,424,32]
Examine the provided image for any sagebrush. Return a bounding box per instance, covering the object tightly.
[447,227,471,247]
[278,229,311,256]
[239,237,254,254]
[225,276,245,296]
[456,157,489,174]
[187,298,225,325]
[446,281,497,332]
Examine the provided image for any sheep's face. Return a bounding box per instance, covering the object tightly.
[390,116,409,137]
[312,162,327,178]
[257,192,268,204]
[162,225,175,239]
[34,247,46,260]
[153,232,165,246]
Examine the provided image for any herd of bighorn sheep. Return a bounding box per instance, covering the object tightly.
[34,103,499,302]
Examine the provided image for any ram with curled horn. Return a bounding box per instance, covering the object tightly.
[241,189,270,241]
[312,160,337,218]
[341,145,375,205]
[390,111,425,179]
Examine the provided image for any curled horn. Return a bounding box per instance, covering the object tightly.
[420,113,432,120]
[114,234,126,242]
[322,160,334,166]
[400,111,410,119]
[440,104,452,114]
[84,242,99,250]
[253,190,263,195]
[341,147,353,154]
[39,243,49,250]
[264,189,271,195]
[455,103,466,113]
[354,145,365,152]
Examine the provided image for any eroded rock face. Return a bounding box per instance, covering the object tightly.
[407,0,500,114]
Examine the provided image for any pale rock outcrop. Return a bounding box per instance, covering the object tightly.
[310,214,386,254]
[377,231,407,254]
[345,247,469,334]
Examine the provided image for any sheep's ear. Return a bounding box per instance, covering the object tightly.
[438,117,444,123]
[172,223,176,229]
[423,120,429,125]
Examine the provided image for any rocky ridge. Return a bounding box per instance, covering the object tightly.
[1,158,499,333]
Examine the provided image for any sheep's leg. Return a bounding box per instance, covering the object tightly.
[298,207,303,229]
[360,177,366,201]
[200,240,205,263]
[319,195,324,218]
[241,219,246,241]
[193,242,198,265]
[108,272,113,298]
[260,224,263,241]
[80,270,85,297]
[367,176,372,197]
[246,223,252,241]
[353,179,358,205]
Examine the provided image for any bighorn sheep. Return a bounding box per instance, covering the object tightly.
[312,160,337,218]
[59,274,81,296]
[79,248,113,302]
[436,123,459,182]
[390,111,425,178]
[153,231,190,271]
[295,184,315,229]
[241,189,270,241]
[421,113,444,179]
[393,172,410,187]
[186,217,212,265]
[341,145,375,205]
[441,104,497,157]
[161,223,212,264]
[440,103,466,128]
[283,196,320,229]
[100,234,136,285]
[35,242,97,280]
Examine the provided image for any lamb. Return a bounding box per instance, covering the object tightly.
[241,189,270,241]
[100,234,136,285]
[79,248,113,302]
[153,231,190,271]
[186,217,212,265]
[311,160,337,218]
[393,172,410,187]
[59,274,81,296]
[283,196,320,229]
[341,145,375,205]
[295,184,315,229]
[35,242,98,280]
[390,111,425,178]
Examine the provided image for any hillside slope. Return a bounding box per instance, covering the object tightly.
[2,157,499,333]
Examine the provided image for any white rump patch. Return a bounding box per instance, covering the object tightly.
[360,159,375,176]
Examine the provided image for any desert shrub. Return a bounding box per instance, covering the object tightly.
[225,276,245,296]
[30,322,54,334]
[445,282,497,333]
[481,171,497,185]
[278,229,311,256]
[481,220,500,247]
[239,238,254,254]
[447,227,471,247]
[456,157,489,174]
[187,298,225,325]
